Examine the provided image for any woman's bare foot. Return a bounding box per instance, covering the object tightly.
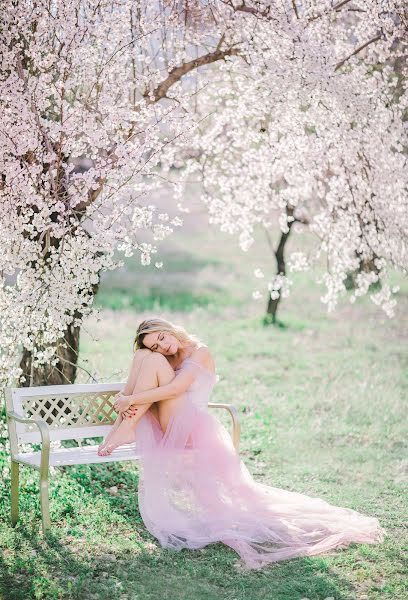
[98,413,124,455]
[97,417,139,456]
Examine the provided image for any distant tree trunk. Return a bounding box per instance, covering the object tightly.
[264,205,309,324]
[20,324,80,386]
[345,254,381,291]
[266,227,293,323]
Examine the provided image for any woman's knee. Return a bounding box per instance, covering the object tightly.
[145,352,174,372]
[144,353,175,387]
[134,348,152,359]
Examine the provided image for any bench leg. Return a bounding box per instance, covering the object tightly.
[11,460,19,526]
[40,473,51,534]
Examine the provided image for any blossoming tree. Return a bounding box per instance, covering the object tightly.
[0,0,247,385]
[1,0,407,386]
[165,0,407,322]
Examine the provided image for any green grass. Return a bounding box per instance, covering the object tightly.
[96,248,231,312]
[0,220,407,600]
[96,287,218,312]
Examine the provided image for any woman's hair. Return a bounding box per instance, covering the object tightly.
[134,317,201,351]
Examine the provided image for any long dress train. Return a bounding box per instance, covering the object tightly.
[133,358,385,569]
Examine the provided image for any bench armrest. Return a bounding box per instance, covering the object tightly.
[7,411,50,474]
[208,403,241,451]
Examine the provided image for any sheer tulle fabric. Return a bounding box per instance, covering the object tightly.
[134,359,384,569]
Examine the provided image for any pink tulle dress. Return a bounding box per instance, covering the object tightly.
[133,358,385,569]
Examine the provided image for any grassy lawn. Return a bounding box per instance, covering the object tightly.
[0,219,407,600]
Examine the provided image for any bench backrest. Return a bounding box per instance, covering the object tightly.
[5,383,124,445]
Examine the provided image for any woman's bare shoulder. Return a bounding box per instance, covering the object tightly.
[191,345,215,371]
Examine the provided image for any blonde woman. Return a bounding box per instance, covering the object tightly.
[98,318,211,455]
[98,317,384,569]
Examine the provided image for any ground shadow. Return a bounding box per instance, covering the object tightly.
[0,446,358,600]
[20,460,358,600]
[0,520,357,600]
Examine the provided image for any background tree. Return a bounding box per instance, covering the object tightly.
[164,0,407,322]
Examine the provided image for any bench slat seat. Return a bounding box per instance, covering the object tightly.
[14,443,141,468]
[4,382,241,533]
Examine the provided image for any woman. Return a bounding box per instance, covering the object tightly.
[98,317,384,569]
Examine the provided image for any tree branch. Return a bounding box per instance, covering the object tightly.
[77,39,241,213]
[228,0,352,22]
[143,44,240,104]
[309,1,359,23]
[222,1,271,18]
[333,0,353,11]
[335,32,382,71]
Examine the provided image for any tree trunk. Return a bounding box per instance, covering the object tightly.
[265,203,304,324]
[20,323,80,387]
[266,226,292,323]
[264,205,309,324]
[17,153,101,387]
[344,255,381,291]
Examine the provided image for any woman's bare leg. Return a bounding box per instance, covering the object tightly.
[98,351,175,455]
[98,349,152,454]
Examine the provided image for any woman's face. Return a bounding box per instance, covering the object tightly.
[142,330,180,356]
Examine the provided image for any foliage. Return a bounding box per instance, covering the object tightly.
[0,0,240,384]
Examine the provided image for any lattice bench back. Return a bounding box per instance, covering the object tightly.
[5,383,123,444]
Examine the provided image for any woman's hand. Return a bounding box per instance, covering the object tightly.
[122,406,139,420]
[113,392,133,413]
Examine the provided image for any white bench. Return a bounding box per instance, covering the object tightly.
[5,383,241,533]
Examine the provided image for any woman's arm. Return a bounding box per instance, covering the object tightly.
[115,368,195,411]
